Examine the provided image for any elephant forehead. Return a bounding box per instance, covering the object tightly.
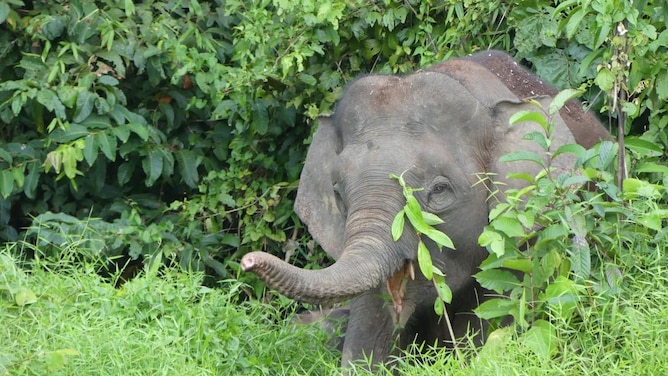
[335,71,485,138]
[335,134,475,186]
[337,140,418,172]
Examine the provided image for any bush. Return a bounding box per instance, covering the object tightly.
[0,0,512,283]
[0,0,665,297]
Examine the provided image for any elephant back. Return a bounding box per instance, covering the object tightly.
[447,51,610,148]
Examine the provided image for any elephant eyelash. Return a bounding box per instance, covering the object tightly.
[430,182,453,195]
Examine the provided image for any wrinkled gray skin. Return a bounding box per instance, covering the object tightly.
[241,51,609,367]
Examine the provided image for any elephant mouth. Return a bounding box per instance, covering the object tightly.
[385,260,416,325]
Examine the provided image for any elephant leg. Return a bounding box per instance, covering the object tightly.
[450,283,493,346]
[293,307,350,351]
[324,307,350,351]
[341,289,397,367]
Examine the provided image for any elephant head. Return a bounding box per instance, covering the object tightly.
[241,51,609,366]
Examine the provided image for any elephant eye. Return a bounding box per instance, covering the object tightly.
[333,183,348,217]
[426,177,455,213]
[430,180,453,195]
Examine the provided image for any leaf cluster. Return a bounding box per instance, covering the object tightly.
[474,91,667,359]
[390,171,454,316]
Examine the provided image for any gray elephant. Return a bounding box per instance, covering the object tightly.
[241,50,609,366]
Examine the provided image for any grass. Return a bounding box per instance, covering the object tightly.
[0,247,338,375]
[1,245,667,375]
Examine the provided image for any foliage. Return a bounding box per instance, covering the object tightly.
[511,0,668,161]
[0,246,338,375]
[3,234,668,375]
[389,171,455,331]
[0,0,665,314]
[473,90,667,358]
[0,0,513,282]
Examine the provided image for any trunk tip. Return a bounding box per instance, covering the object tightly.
[240,251,263,272]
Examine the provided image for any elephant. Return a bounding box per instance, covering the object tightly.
[241,50,610,367]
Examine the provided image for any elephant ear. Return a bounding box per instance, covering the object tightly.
[294,116,346,260]
[488,96,578,204]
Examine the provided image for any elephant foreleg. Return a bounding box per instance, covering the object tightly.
[341,289,398,367]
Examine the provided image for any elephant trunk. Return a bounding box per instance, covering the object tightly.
[241,242,402,305]
[242,188,409,305]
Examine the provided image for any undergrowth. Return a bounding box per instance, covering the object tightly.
[0,246,338,375]
[2,242,666,375]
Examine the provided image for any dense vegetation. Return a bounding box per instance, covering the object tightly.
[1,0,667,373]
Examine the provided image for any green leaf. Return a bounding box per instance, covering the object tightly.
[423,227,455,250]
[57,86,78,108]
[595,67,615,92]
[488,203,509,221]
[623,178,663,199]
[36,89,66,119]
[540,249,563,282]
[128,122,149,141]
[480,327,514,355]
[543,276,579,320]
[15,288,37,306]
[634,162,668,174]
[655,70,668,100]
[298,73,317,85]
[252,102,269,135]
[142,149,163,187]
[11,164,25,189]
[478,229,506,257]
[491,216,526,238]
[499,151,545,168]
[433,273,452,303]
[23,162,40,199]
[61,143,83,180]
[596,140,617,170]
[517,211,534,229]
[0,3,10,24]
[549,88,584,116]
[0,170,14,199]
[49,124,88,143]
[404,195,427,232]
[474,298,516,320]
[553,143,586,159]
[44,348,79,371]
[624,137,664,157]
[96,131,117,161]
[117,162,134,186]
[508,110,547,130]
[176,150,201,188]
[0,147,12,164]
[523,131,549,150]
[475,269,520,294]
[638,213,662,231]
[502,258,533,273]
[83,134,98,166]
[73,90,96,123]
[564,7,586,39]
[417,240,433,279]
[433,298,444,316]
[522,320,557,361]
[112,124,131,143]
[421,211,444,226]
[569,238,591,280]
[391,209,405,241]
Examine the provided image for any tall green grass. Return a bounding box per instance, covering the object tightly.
[0,246,338,375]
[2,243,666,375]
